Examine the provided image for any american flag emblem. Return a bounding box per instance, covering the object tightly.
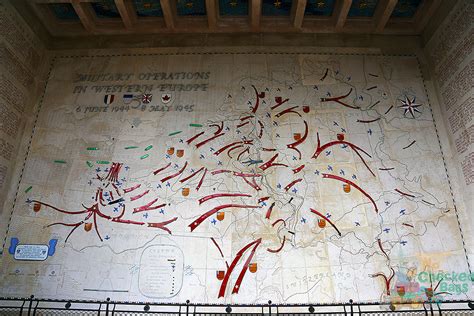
[104,94,115,105]
[123,94,134,104]
[141,94,153,104]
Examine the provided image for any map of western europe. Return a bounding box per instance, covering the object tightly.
[0,53,471,304]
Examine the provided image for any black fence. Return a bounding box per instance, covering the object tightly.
[0,297,473,315]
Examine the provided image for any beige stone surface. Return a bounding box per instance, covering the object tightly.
[0,0,471,307]
[423,0,474,277]
[0,50,471,305]
[0,0,51,261]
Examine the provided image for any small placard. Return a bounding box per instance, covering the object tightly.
[139,245,184,298]
[13,244,49,261]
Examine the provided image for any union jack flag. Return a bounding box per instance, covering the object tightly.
[141,94,153,104]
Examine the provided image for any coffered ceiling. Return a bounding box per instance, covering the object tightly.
[24,0,441,36]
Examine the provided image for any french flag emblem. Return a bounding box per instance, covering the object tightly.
[104,94,115,105]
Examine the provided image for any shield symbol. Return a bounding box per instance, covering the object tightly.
[161,93,172,104]
[182,188,190,197]
[293,133,301,141]
[303,105,310,113]
[249,263,257,273]
[177,149,184,158]
[425,287,433,298]
[216,271,225,280]
[104,94,115,105]
[217,212,225,221]
[123,94,134,104]
[397,285,406,297]
[318,219,326,228]
[337,133,345,141]
[275,96,282,103]
[141,94,153,104]
[33,202,41,212]
[343,184,351,193]
[167,147,175,155]
[84,223,92,232]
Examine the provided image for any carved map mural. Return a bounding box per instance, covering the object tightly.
[0,53,472,304]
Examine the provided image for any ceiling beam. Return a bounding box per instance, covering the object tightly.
[291,0,307,29]
[415,0,441,33]
[374,0,398,33]
[160,0,176,30]
[205,0,218,30]
[71,0,95,33]
[250,0,262,31]
[115,0,136,30]
[335,0,352,31]
[34,0,73,3]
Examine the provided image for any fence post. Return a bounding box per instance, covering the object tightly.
[27,295,34,316]
[105,297,110,316]
[32,300,39,316]
[19,299,26,315]
[111,302,116,316]
[423,301,428,316]
[436,301,442,316]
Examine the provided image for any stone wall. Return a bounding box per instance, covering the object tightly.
[0,1,50,252]
[423,0,474,271]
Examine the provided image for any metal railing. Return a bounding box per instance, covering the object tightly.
[0,297,473,315]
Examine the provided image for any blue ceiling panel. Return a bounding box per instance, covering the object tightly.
[177,0,207,16]
[391,0,422,18]
[134,0,164,17]
[305,0,336,16]
[261,0,293,16]
[219,0,249,16]
[348,0,379,17]
[49,3,79,21]
[91,1,121,19]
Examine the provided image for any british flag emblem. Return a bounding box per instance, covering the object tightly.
[141,94,153,104]
[104,94,115,105]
